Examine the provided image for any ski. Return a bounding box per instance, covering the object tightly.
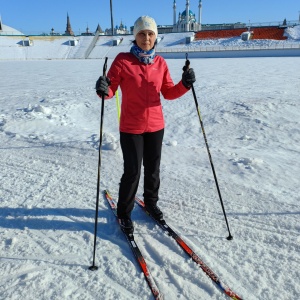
[135,196,243,300]
[104,190,163,300]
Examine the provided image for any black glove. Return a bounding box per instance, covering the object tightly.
[95,76,111,97]
[182,68,196,89]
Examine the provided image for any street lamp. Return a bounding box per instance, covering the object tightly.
[110,0,114,35]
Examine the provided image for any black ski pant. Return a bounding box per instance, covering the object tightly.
[117,129,164,219]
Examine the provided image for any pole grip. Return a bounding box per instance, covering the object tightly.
[183,53,190,72]
[103,57,108,76]
[101,57,108,99]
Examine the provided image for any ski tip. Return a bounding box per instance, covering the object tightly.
[103,189,111,197]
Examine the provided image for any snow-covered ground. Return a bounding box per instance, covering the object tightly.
[0,29,300,300]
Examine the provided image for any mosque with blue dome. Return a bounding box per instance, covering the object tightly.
[172,0,202,32]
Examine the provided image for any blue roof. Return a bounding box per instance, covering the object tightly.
[181,9,194,17]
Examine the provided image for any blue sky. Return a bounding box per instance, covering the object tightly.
[1,0,299,34]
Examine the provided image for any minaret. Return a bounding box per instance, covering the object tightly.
[198,0,202,31]
[185,0,190,31]
[173,0,177,25]
[65,13,74,36]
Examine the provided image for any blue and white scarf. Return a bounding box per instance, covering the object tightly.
[130,45,156,65]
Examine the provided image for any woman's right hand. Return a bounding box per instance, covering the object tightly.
[95,76,111,96]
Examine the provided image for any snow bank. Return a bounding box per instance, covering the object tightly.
[1,26,300,60]
[285,24,300,39]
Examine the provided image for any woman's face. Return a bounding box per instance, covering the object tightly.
[135,30,156,51]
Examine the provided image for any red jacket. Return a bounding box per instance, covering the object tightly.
[106,52,189,134]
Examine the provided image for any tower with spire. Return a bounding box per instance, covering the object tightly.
[95,24,104,35]
[65,13,74,36]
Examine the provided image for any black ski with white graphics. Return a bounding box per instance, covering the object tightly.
[135,196,243,300]
[104,190,163,300]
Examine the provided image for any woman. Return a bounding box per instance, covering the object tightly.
[96,16,196,234]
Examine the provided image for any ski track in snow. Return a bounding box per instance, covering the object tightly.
[0,57,299,299]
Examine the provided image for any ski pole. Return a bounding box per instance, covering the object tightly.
[89,57,108,271]
[184,53,233,240]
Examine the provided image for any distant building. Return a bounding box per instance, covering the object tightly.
[115,21,129,34]
[64,13,74,36]
[129,0,203,34]
[81,25,94,36]
[106,20,129,35]
[50,28,61,36]
[95,24,104,35]
[156,0,245,34]
[172,0,202,32]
